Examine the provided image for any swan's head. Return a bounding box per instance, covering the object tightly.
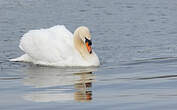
[75,26,92,54]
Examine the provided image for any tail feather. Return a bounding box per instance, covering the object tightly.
[9,58,21,62]
[9,54,31,62]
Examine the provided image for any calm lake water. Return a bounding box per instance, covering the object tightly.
[1,0,177,110]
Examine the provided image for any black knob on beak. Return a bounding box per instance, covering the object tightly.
[85,38,92,46]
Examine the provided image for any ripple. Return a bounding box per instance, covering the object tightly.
[122,57,177,66]
[111,74,177,81]
[0,77,21,80]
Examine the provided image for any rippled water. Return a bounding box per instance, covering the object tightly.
[1,0,177,109]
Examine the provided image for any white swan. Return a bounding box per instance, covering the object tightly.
[10,25,100,66]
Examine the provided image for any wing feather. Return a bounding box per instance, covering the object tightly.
[20,25,74,63]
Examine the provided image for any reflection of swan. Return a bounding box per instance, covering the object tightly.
[24,92,73,102]
[23,66,96,102]
[74,72,93,102]
[10,25,100,66]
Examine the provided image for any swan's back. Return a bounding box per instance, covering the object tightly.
[19,25,77,66]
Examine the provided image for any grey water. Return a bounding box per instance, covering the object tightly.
[1,0,177,109]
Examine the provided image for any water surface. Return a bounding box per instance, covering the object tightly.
[1,0,177,110]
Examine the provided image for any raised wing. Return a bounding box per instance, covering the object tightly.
[19,25,74,63]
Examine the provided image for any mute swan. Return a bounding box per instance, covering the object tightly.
[10,25,100,66]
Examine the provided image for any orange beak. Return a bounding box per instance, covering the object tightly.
[86,42,92,54]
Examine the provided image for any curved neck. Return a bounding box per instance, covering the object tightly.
[73,30,90,59]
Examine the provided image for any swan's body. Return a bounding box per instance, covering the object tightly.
[11,25,100,66]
